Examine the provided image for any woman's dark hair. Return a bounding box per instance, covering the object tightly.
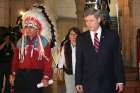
[60,27,81,51]
[67,27,81,37]
[63,27,81,44]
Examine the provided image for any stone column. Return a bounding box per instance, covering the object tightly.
[119,0,133,66]
[132,0,140,67]
[75,0,85,31]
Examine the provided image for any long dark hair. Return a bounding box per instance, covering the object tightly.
[60,27,81,51]
[67,27,81,39]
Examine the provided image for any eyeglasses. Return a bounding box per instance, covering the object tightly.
[24,25,39,31]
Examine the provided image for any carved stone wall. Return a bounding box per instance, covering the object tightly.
[0,0,43,27]
[132,0,140,67]
[75,0,85,31]
[0,0,9,26]
[119,0,140,67]
[118,0,132,66]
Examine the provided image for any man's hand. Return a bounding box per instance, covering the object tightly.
[76,85,83,93]
[57,68,63,77]
[116,83,124,93]
[9,74,15,86]
[41,78,49,87]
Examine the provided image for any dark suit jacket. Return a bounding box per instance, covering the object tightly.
[75,29,125,93]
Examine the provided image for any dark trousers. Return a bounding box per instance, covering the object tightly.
[0,63,11,93]
[14,69,43,93]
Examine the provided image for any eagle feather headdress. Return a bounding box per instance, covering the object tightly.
[19,5,56,62]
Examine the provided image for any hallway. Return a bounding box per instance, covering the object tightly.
[43,67,140,93]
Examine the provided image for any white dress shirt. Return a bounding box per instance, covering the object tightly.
[90,26,102,45]
[58,44,76,74]
[58,46,65,69]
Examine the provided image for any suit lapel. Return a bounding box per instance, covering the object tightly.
[85,30,107,53]
[100,29,106,47]
[99,29,107,54]
[86,31,95,50]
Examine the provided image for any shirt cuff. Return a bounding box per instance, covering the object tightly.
[58,65,63,69]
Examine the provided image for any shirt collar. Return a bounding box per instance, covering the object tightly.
[90,26,102,37]
[93,26,101,34]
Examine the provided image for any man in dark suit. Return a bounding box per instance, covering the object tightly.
[75,8,125,93]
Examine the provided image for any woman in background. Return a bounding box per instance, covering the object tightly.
[58,27,81,93]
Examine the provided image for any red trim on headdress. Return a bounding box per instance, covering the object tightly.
[24,17,42,31]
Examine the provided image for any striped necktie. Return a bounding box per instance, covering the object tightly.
[94,33,99,53]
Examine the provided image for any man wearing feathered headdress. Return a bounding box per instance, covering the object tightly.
[9,5,55,93]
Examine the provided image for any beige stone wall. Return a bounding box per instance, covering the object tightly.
[54,0,77,18]
[109,0,117,16]
[117,0,134,67]
[0,0,41,27]
[10,0,37,26]
[132,0,140,67]
[118,0,140,67]
[0,0,9,27]
[56,18,78,46]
